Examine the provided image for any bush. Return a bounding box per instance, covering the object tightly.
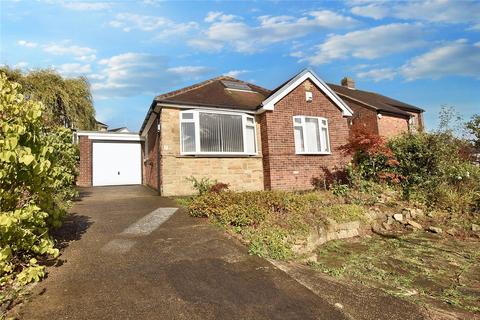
[0,73,78,289]
[339,127,400,183]
[186,176,217,195]
[389,132,480,212]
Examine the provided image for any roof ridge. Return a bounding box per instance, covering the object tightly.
[156,75,270,101]
[155,75,230,100]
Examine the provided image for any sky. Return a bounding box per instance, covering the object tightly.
[1,0,479,132]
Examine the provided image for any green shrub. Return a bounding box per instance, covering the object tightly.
[246,226,293,260]
[389,132,480,212]
[0,73,77,289]
[322,204,366,223]
[186,176,217,195]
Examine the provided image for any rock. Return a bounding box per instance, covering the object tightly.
[414,208,424,217]
[407,220,422,229]
[386,216,394,225]
[393,213,403,222]
[446,228,456,236]
[382,222,392,230]
[334,303,344,310]
[428,226,443,234]
[472,224,480,232]
[304,254,318,263]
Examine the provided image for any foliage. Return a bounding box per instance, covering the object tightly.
[339,126,400,184]
[186,176,217,196]
[465,114,480,149]
[187,190,368,260]
[209,182,229,193]
[389,132,480,212]
[341,123,480,213]
[0,73,78,292]
[0,66,96,130]
[438,105,465,137]
[246,226,293,260]
[321,204,366,223]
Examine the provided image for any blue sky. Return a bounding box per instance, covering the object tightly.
[1,0,479,131]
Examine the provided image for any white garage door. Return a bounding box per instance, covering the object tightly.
[92,142,142,186]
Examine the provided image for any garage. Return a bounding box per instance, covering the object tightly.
[75,132,143,187]
[92,141,142,186]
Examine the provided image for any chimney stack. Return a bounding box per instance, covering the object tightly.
[341,77,355,89]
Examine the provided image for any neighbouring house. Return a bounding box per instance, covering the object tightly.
[76,69,424,195]
[329,77,424,138]
[108,127,130,133]
[96,120,108,131]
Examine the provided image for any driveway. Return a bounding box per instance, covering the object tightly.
[14,186,347,320]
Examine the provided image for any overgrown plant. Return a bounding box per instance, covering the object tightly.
[186,176,217,195]
[0,73,78,292]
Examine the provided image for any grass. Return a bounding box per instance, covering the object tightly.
[310,234,480,315]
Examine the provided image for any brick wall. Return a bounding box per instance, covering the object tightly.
[159,107,264,196]
[143,116,160,191]
[377,114,409,138]
[344,98,379,135]
[77,136,92,186]
[260,79,351,191]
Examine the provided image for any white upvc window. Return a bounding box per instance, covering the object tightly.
[293,116,330,154]
[180,110,257,155]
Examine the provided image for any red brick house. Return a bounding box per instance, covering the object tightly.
[76,69,424,195]
[329,77,424,138]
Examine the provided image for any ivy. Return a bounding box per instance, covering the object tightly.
[0,72,78,290]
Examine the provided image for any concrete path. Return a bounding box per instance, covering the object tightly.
[13,186,347,320]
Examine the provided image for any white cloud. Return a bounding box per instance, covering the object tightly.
[61,1,111,11]
[109,13,198,38]
[357,67,397,81]
[190,10,358,53]
[166,66,213,78]
[350,0,480,27]
[305,23,425,65]
[17,40,37,48]
[351,3,389,20]
[400,39,480,80]
[57,63,92,76]
[91,53,213,98]
[223,70,249,78]
[42,43,97,62]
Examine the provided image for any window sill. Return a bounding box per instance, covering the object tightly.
[295,152,331,155]
[177,154,261,158]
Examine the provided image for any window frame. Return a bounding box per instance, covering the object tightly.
[293,115,331,155]
[179,109,258,156]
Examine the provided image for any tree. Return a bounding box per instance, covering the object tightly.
[437,105,465,137]
[465,114,480,149]
[0,66,96,130]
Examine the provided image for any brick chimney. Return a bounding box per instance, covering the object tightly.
[341,77,355,89]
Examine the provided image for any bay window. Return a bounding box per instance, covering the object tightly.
[293,116,330,154]
[180,110,257,155]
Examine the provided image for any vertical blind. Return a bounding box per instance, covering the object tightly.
[180,111,256,154]
[199,113,244,152]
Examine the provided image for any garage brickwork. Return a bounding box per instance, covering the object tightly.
[159,107,264,196]
[259,79,351,191]
[143,117,160,191]
[77,136,92,187]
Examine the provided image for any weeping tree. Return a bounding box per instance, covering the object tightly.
[0,67,96,130]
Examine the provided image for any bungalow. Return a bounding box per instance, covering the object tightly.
[76,69,424,195]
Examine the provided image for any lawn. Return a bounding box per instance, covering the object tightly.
[310,233,480,315]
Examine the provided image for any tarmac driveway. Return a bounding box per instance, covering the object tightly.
[14,186,347,320]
